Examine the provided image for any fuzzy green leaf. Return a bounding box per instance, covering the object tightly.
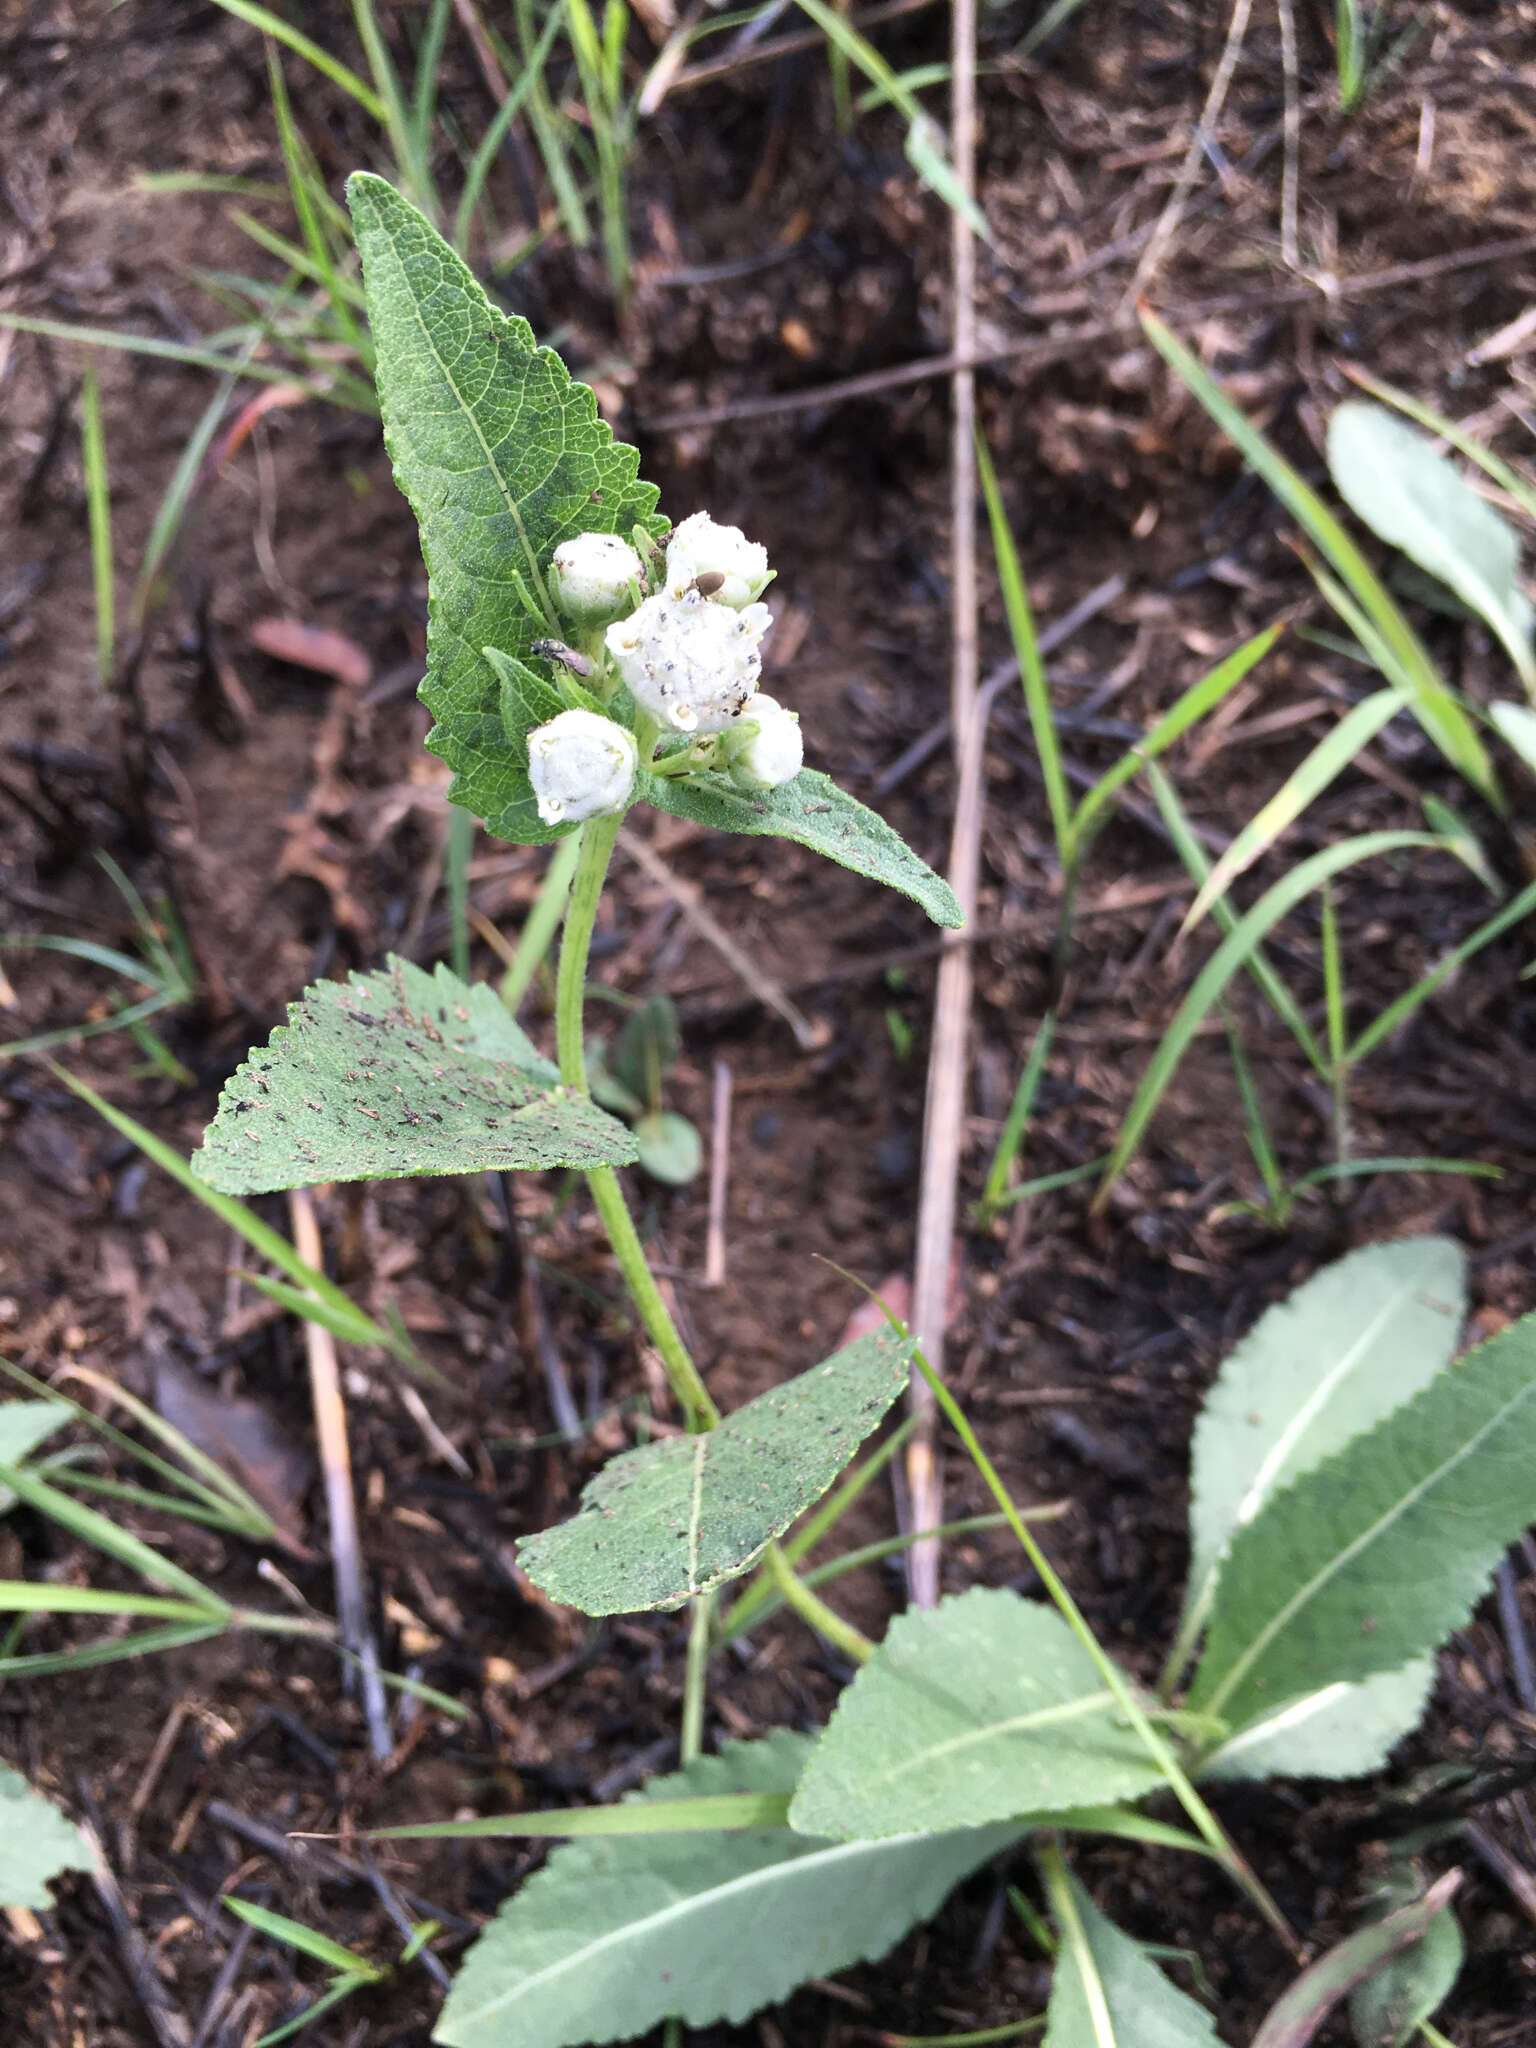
[436,1731,1021,2048]
[1180,1238,1466,1653]
[346,172,665,844]
[195,956,636,1195]
[1190,1311,1536,1732]
[1196,1658,1435,1784]
[518,1327,915,1614]
[1045,1873,1221,2048]
[789,1589,1168,1840]
[639,768,963,929]
[0,1761,94,1908]
[1327,401,1536,692]
[1348,1857,1464,2048]
[0,1399,72,1515]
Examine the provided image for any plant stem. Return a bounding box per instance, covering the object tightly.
[556,817,719,1433]
[680,1590,715,1762]
[907,1341,1302,1957]
[763,1541,874,1664]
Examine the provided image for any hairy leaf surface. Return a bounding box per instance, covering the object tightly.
[347,173,665,843]
[1181,1238,1465,1647]
[639,768,962,929]
[196,957,635,1194]
[1045,1872,1221,2048]
[1327,401,1536,691]
[1196,1659,1435,1784]
[789,1589,1167,1839]
[436,1731,1020,2048]
[0,1761,93,1908]
[1190,1312,1536,1730]
[519,1328,914,1613]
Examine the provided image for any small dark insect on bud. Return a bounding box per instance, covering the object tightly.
[531,638,595,676]
[691,571,726,599]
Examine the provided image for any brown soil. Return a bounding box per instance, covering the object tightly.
[3,2,1536,2043]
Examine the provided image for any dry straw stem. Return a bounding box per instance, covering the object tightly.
[286,1187,390,1760]
[906,0,980,1610]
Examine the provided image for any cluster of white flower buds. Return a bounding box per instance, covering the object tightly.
[525,512,802,824]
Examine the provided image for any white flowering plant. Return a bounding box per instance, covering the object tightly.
[175,179,1536,2048]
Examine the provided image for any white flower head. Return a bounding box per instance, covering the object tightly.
[527,708,637,825]
[605,589,772,734]
[728,693,803,792]
[664,512,771,611]
[549,531,644,626]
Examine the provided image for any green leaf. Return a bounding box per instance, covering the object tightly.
[0,1399,72,1514]
[639,768,962,930]
[1327,401,1536,694]
[518,1327,916,1614]
[346,172,665,844]
[635,1111,701,1185]
[0,1761,94,1908]
[1348,1856,1464,2048]
[1044,1869,1221,2048]
[1178,1238,1466,1661]
[194,956,636,1195]
[1189,1310,1536,1732]
[436,1731,1021,2048]
[1489,699,1536,778]
[788,1589,1169,1840]
[1196,1658,1436,1784]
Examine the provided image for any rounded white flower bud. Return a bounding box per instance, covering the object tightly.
[527,708,637,825]
[549,531,644,626]
[728,693,803,791]
[664,512,771,611]
[605,590,772,734]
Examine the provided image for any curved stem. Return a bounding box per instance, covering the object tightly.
[763,1541,873,1664]
[556,818,718,1433]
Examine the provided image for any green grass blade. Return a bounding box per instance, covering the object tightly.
[224,1897,384,1979]
[1293,1156,1500,1191]
[500,832,581,1012]
[1139,307,1500,809]
[0,1620,228,1679]
[978,1010,1056,1221]
[79,370,114,687]
[977,436,1070,862]
[0,311,339,395]
[1144,761,1326,1074]
[985,1156,1109,1212]
[238,1271,399,1353]
[0,1581,220,1623]
[49,1066,401,1353]
[1348,873,1536,1063]
[263,49,369,352]
[454,0,567,255]
[1074,624,1284,849]
[352,0,433,215]
[255,1978,367,2048]
[205,0,387,119]
[1182,688,1407,935]
[0,1462,229,1607]
[410,0,455,161]
[1094,831,1439,1205]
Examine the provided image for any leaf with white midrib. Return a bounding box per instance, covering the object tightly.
[518,1327,915,1614]
[1190,1309,1536,1730]
[789,1589,1168,1841]
[195,956,636,1195]
[435,1731,1022,2048]
[347,172,666,845]
[1044,1871,1222,2048]
[1179,1237,1465,1654]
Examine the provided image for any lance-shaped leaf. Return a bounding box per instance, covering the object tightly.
[436,1731,1022,2048]
[347,172,666,844]
[1178,1238,1465,1660]
[0,1398,71,1515]
[639,767,962,930]
[195,957,636,1196]
[789,1589,1169,1840]
[1189,1311,1536,1733]
[1195,1658,1435,1785]
[1043,1867,1221,2048]
[1327,401,1536,694]
[0,1761,94,1908]
[519,1327,915,1614]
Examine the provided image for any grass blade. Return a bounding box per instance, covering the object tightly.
[0,1461,229,1607]
[977,1010,1056,1221]
[1094,831,1440,1205]
[206,0,387,119]
[1348,873,1536,1063]
[79,370,114,687]
[1139,307,1500,809]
